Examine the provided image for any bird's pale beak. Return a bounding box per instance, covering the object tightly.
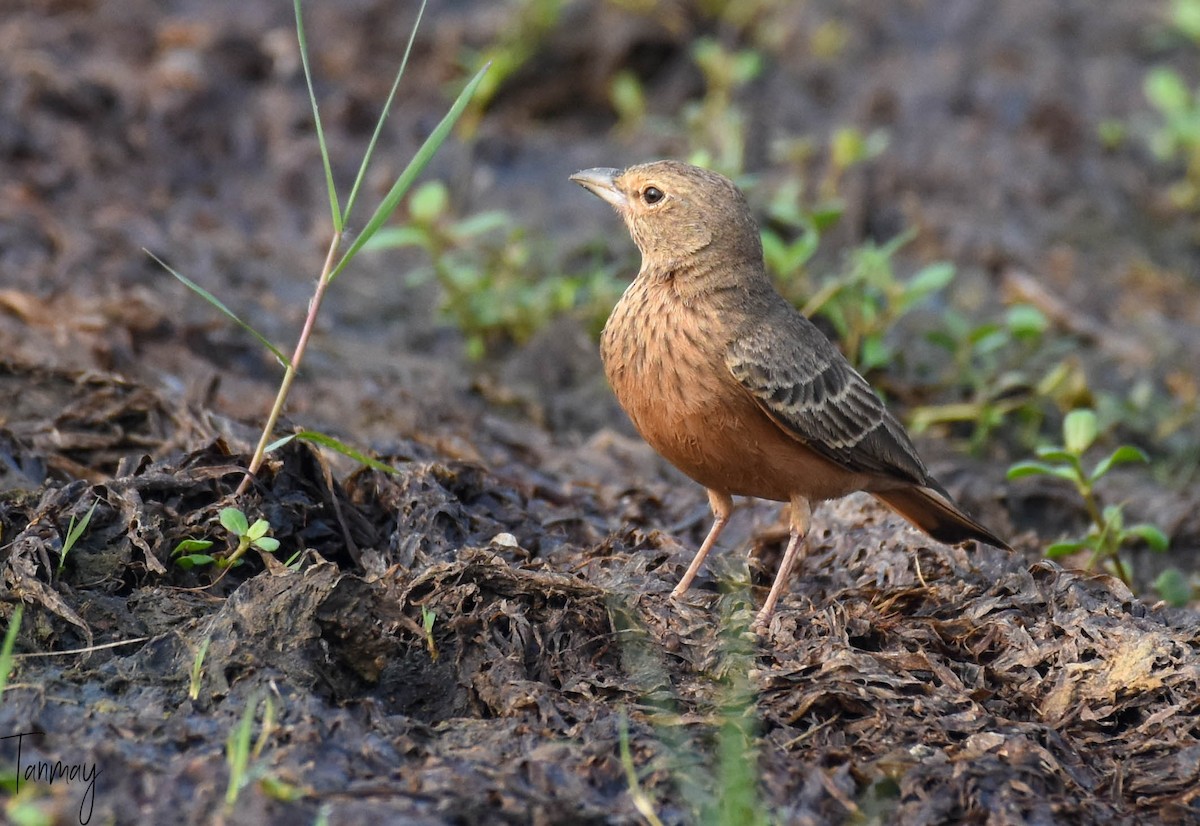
[570,167,627,209]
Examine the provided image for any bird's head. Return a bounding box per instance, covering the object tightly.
[570,160,763,275]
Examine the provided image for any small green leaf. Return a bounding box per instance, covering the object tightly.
[610,69,646,123]
[1006,461,1056,480]
[809,201,844,230]
[409,180,449,223]
[968,325,1006,352]
[173,539,215,555]
[292,430,399,474]
[264,434,297,454]
[362,226,428,251]
[1145,67,1191,115]
[1173,0,1200,41]
[452,211,510,238]
[1033,447,1076,464]
[1125,523,1170,553]
[964,321,1003,345]
[1046,541,1087,558]
[905,262,956,300]
[859,335,891,371]
[1153,568,1191,607]
[1063,409,1098,455]
[925,330,958,352]
[246,519,271,542]
[176,554,218,569]
[253,537,281,554]
[1005,304,1048,338]
[1089,445,1149,482]
[220,508,250,537]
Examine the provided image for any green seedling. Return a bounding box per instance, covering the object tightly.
[1007,409,1171,591]
[759,175,840,288]
[57,497,98,576]
[609,69,647,137]
[189,636,211,701]
[821,124,889,201]
[0,604,22,705]
[618,711,665,826]
[368,179,623,358]
[219,508,280,566]
[803,231,956,374]
[684,37,763,175]
[1150,566,1197,607]
[909,304,1087,453]
[224,693,277,812]
[172,507,279,570]
[1170,0,1200,42]
[1142,1,1200,211]
[421,606,438,661]
[609,594,771,826]
[756,168,948,378]
[1143,66,1200,209]
[456,0,565,134]
[152,0,488,496]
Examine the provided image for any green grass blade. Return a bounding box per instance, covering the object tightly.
[225,694,258,807]
[343,0,428,222]
[62,498,98,556]
[329,61,491,282]
[264,434,297,454]
[294,0,343,233]
[0,604,22,704]
[59,497,99,574]
[293,430,399,474]
[147,250,292,369]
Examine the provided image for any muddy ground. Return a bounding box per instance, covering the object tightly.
[1,1,1199,824]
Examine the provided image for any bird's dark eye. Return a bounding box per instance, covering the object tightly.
[642,186,664,204]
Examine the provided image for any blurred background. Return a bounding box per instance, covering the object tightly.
[1,0,1198,601]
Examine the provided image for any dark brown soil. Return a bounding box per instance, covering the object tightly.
[1,2,1198,824]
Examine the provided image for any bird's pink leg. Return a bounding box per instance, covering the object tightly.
[753,496,812,633]
[671,489,733,597]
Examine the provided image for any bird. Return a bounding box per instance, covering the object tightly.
[570,160,1010,633]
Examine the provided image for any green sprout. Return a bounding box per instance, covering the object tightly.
[1144,66,1200,209]
[618,711,665,826]
[1007,409,1172,593]
[58,497,99,576]
[189,636,211,701]
[684,37,763,175]
[421,606,438,661]
[152,0,488,495]
[172,507,279,570]
[224,693,275,811]
[909,304,1088,454]
[367,179,623,359]
[803,232,956,374]
[0,604,22,705]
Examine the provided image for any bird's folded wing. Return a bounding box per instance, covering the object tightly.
[725,313,929,484]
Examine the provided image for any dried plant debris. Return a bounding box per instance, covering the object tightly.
[0,364,1196,824]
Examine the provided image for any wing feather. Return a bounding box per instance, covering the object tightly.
[726,306,929,484]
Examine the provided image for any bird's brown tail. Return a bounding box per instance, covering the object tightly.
[873,485,1010,551]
